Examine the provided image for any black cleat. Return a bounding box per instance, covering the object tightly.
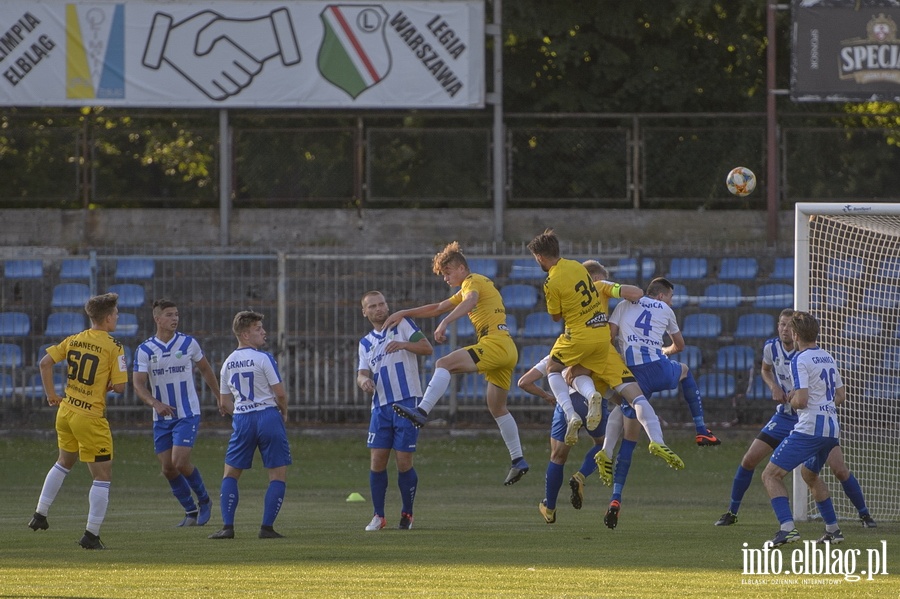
[714,511,738,526]
[398,512,414,530]
[258,526,284,539]
[503,458,529,486]
[28,512,49,531]
[604,500,620,530]
[77,530,106,550]
[392,404,428,428]
[208,527,235,539]
[696,430,722,446]
[860,513,877,528]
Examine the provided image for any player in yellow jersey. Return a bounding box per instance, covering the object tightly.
[28,292,128,549]
[384,242,529,485]
[527,229,684,474]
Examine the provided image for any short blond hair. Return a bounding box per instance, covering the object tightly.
[85,293,119,324]
[232,310,264,338]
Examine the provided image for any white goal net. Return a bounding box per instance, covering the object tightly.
[793,203,900,522]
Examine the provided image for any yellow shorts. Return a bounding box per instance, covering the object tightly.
[464,334,517,391]
[551,332,635,389]
[56,405,114,463]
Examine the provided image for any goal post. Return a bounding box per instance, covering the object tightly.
[793,202,900,522]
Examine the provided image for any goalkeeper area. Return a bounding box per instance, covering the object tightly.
[2,431,898,598]
[794,204,900,523]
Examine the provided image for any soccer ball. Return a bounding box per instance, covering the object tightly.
[726,167,756,197]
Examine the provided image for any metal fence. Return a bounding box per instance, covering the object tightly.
[0,246,792,427]
[2,111,899,210]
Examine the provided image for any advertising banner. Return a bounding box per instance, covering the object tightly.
[792,0,900,102]
[0,0,484,108]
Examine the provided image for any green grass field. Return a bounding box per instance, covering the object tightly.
[1,427,897,598]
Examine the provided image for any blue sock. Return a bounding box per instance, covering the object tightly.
[262,480,286,527]
[840,474,869,516]
[220,476,239,527]
[168,475,197,513]
[578,445,602,478]
[612,439,636,503]
[544,461,564,510]
[370,470,388,517]
[729,466,754,515]
[771,496,793,526]
[680,372,707,434]
[817,497,838,527]
[397,468,418,515]
[185,467,209,504]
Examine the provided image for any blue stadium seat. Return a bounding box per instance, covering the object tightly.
[423,344,453,375]
[500,284,539,310]
[615,257,656,280]
[863,375,900,402]
[59,259,92,279]
[666,257,707,279]
[718,257,758,280]
[0,373,15,399]
[517,344,552,369]
[747,376,770,400]
[505,314,518,337]
[115,258,155,280]
[45,312,86,337]
[679,345,703,370]
[753,283,793,309]
[0,343,23,368]
[507,258,545,281]
[827,257,864,280]
[0,312,31,337]
[861,284,900,309]
[108,283,146,309]
[883,346,900,370]
[878,257,900,280]
[716,345,756,371]
[810,284,846,310]
[51,283,91,309]
[734,313,776,339]
[522,312,562,339]
[681,313,722,339]
[4,259,43,279]
[22,372,67,400]
[697,372,736,400]
[772,257,794,280]
[844,314,881,339]
[670,283,689,308]
[832,346,861,371]
[699,283,742,308]
[112,313,139,338]
[458,372,486,400]
[449,316,475,339]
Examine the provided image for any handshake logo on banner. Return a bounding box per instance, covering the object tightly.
[141,8,301,100]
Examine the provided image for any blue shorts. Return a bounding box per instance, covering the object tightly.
[153,415,201,454]
[550,392,608,442]
[368,397,419,452]
[630,359,682,399]
[757,412,799,449]
[770,431,839,474]
[225,408,293,470]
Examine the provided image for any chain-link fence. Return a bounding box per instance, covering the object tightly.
[2,111,899,210]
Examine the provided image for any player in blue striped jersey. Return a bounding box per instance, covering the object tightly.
[133,299,221,528]
[357,291,433,531]
[714,308,875,528]
[761,311,845,546]
[208,311,292,540]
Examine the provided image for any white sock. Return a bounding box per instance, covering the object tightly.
[572,375,597,400]
[418,368,452,414]
[36,462,70,515]
[602,406,624,457]
[547,372,576,420]
[629,395,664,444]
[86,480,110,535]
[782,520,796,532]
[494,413,523,460]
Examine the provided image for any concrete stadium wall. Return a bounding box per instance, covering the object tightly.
[0,208,796,252]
